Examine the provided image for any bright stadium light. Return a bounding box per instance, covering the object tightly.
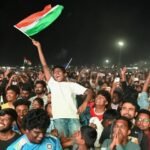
[117,40,124,67]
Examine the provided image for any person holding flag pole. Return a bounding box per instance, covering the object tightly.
[14,4,93,149]
[31,39,93,149]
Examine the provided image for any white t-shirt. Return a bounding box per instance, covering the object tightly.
[48,77,87,119]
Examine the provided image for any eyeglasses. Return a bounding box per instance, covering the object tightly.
[136,118,150,123]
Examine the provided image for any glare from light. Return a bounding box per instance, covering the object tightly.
[118,41,124,47]
[105,59,109,64]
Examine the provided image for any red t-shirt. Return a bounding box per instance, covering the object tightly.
[90,107,104,121]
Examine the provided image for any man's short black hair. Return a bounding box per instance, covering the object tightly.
[97,90,111,106]
[115,116,132,129]
[6,85,20,95]
[22,109,50,131]
[137,109,150,117]
[52,65,66,73]
[103,109,120,121]
[33,97,44,107]
[121,100,140,112]
[13,98,31,108]
[0,108,17,121]
[35,80,47,88]
[21,83,32,93]
[81,125,97,148]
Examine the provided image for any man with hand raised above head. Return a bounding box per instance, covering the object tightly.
[32,39,93,141]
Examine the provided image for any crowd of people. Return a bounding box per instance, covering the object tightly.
[0,39,149,150]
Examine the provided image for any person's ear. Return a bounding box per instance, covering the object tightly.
[135,112,138,117]
[128,129,131,135]
[80,139,85,145]
[43,87,46,92]
[105,101,108,105]
[64,72,67,77]
[16,94,19,98]
[26,129,29,133]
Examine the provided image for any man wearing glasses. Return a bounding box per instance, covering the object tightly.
[136,109,150,150]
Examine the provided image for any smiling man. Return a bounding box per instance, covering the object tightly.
[32,39,93,142]
[0,108,20,150]
[7,109,62,150]
[135,109,150,150]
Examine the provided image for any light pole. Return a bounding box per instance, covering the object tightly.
[117,41,124,67]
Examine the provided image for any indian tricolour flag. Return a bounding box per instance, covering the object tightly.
[14,4,64,37]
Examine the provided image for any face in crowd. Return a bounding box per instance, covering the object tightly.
[112,119,131,140]
[0,109,17,133]
[6,90,18,102]
[34,83,45,95]
[21,90,30,100]
[15,105,29,122]
[95,94,108,107]
[0,114,13,132]
[22,109,50,144]
[53,68,66,82]
[26,128,46,144]
[136,112,150,131]
[120,102,137,120]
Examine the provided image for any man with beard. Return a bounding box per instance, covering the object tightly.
[119,100,143,145]
[29,80,49,107]
[100,100,146,150]
[0,108,21,150]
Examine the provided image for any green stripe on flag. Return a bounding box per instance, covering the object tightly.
[25,5,64,36]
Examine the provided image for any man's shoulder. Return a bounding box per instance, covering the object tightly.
[129,126,143,144]
[127,141,141,149]
[7,135,27,150]
[1,103,9,109]
[44,135,59,142]
[29,96,37,101]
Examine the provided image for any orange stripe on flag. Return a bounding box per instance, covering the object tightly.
[16,4,52,28]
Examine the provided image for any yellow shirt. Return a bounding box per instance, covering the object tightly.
[1,103,14,109]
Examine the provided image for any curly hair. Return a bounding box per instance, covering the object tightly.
[13,98,31,108]
[22,109,50,131]
[81,125,97,148]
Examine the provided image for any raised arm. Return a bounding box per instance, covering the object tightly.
[77,88,93,114]
[32,39,51,81]
[137,72,150,109]
[142,72,150,92]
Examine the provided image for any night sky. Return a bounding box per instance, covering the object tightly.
[1,0,150,66]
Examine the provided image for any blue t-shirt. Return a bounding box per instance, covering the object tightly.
[7,134,62,150]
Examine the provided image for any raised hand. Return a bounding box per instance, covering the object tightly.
[32,39,41,48]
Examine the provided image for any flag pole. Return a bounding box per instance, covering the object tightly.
[13,25,32,40]
[65,58,72,69]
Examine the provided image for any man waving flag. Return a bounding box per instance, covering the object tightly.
[14,4,64,37]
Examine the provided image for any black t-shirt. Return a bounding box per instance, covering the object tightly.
[0,132,21,150]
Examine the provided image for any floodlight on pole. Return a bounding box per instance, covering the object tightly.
[117,40,124,68]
